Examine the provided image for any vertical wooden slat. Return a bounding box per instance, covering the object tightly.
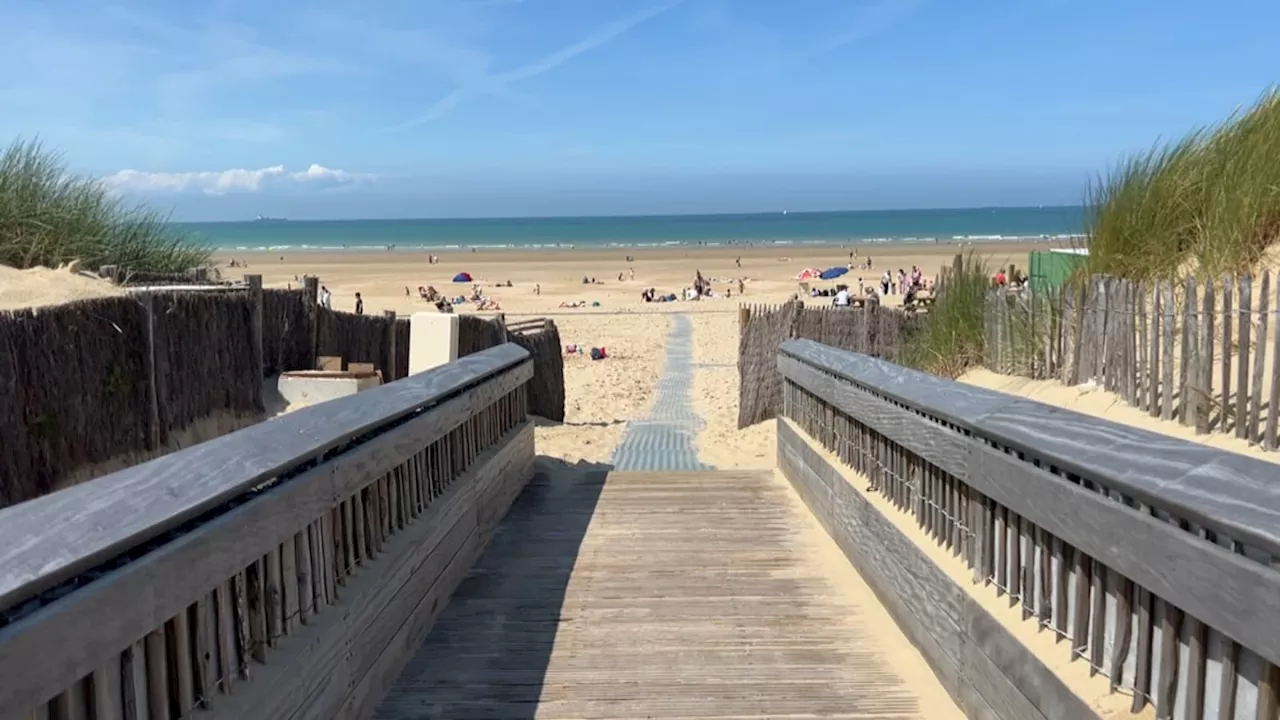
[1269,275,1280,450]
[122,640,148,720]
[193,596,214,707]
[1222,274,1235,433]
[145,628,169,720]
[1162,281,1176,421]
[1182,277,1198,426]
[1139,282,1150,412]
[214,583,235,695]
[1237,274,1253,440]
[246,560,268,664]
[296,528,314,625]
[264,548,283,645]
[1197,278,1215,434]
[232,570,251,681]
[1252,272,1271,446]
[169,608,195,717]
[1149,283,1162,416]
[90,655,123,720]
[281,535,299,634]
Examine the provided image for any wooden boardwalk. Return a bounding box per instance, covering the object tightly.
[375,468,962,719]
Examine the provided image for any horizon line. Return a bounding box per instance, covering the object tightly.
[176,204,1088,225]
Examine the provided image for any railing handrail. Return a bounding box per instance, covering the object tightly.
[779,338,1280,557]
[0,343,530,615]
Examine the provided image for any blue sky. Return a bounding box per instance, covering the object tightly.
[2,0,1277,220]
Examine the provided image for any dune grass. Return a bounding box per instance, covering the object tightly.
[1086,88,1280,279]
[900,250,991,377]
[0,138,210,273]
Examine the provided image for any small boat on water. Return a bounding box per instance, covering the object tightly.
[255,214,288,222]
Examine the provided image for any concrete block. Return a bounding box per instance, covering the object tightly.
[277,370,382,409]
[410,312,458,375]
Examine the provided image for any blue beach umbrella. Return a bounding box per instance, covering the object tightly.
[819,266,849,280]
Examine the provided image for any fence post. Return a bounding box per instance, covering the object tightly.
[739,305,751,333]
[1181,276,1198,426]
[303,276,320,370]
[246,274,265,413]
[143,293,162,451]
[495,313,508,343]
[1236,274,1252,439]
[383,310,397,382]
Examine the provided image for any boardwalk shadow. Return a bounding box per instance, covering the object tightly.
[375,456,612,719]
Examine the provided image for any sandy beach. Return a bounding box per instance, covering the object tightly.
[218,241,1049,465]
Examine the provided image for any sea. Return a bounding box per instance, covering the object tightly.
[183,206,1086,253]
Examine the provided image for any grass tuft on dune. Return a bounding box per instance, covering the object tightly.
[0,138,211,274]
[1086,88,1280,279]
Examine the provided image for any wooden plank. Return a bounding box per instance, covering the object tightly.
[1197,277,1214,434]
[1223,275,1234,434]
[1180,277,1195,425]
[1251,272,1270,445]
[383,310,397,382]
[1149,283,1161,417]
[1162,281,1176,421]
[0,361,532,712]
[776,421,1096,720]
[1270,274,1280,450]
[246,274,265,412]
[966,443,1280,669]
[1238,274,1253,440]
[0,344,530,614]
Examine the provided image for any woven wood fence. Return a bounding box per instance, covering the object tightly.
[986,271,1280,451]
[738,299,922,428]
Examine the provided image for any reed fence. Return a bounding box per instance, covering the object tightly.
[509,318,566,421]
[737,299,922,428]
[986,271,1280,451]
[0,275,422,507]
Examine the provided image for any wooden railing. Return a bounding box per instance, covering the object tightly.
[0,343,536,719]
[777,338,1280,720]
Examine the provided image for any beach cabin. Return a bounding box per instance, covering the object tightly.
[1028,247,1088,293]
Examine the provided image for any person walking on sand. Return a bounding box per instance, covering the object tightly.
[354,292,364,315]
[320,285,333,309]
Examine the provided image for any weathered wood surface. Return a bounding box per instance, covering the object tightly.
[780,338,1280,557]
[0,343,531,613]
[777,420,1100,720]
[376,469,961,719]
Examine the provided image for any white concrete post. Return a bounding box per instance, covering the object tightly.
[409,312,459,375]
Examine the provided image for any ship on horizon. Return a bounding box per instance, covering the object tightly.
[255,214,288,222]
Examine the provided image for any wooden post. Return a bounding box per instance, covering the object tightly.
[1196,277,1213,434]
[303,276,320,370]
[1236,274,1252,439]
[246,274,265,412]
[1221,275,1233,433]
[495,312,509,343]
[1161,281,1175,421]
[383,310,398,382]
[1181,277,1198,426]
[100,265,118,283]
[1251,272,1269,445]
[143,293,162,451]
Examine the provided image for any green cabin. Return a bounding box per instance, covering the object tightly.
[1028,249,1087,293]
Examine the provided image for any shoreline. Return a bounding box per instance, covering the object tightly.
[209,234,1085,254]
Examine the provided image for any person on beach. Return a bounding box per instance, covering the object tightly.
[320,286,332,309]
[354,292,364,315]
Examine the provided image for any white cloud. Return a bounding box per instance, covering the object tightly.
[103,164,375,195]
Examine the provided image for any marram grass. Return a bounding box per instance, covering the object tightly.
[0,138,210,273]
[1086,88,1280,280]
[900,250,991,378]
